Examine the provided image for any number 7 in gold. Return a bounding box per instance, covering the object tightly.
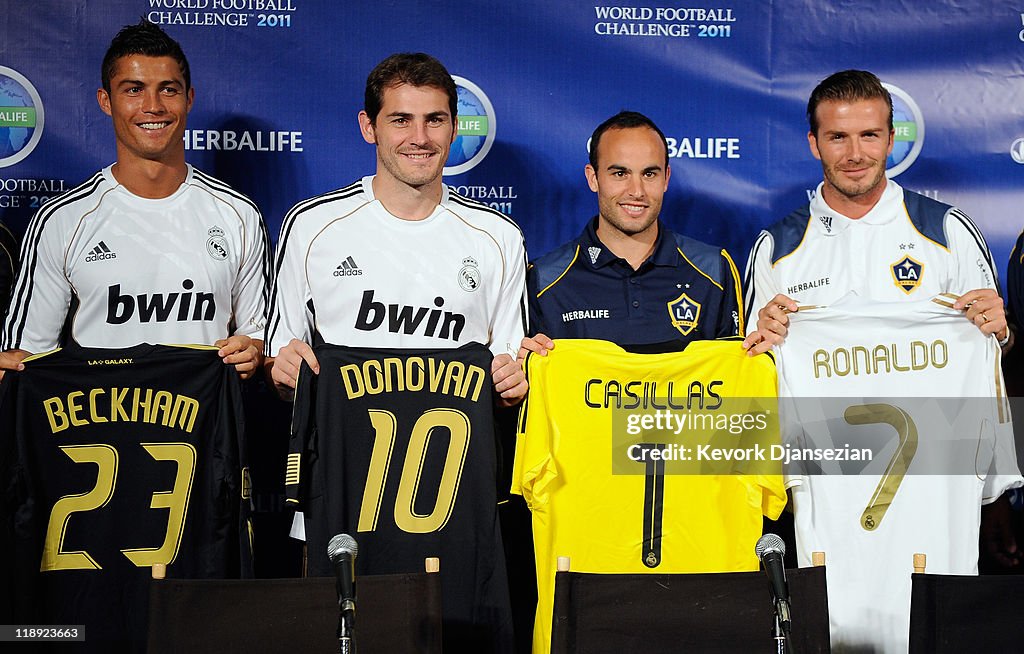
[844,403,918,531]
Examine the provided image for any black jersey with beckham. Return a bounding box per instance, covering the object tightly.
[287,342,512,653]
[0,344,251,653]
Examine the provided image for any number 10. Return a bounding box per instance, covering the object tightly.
[358,409,471,534]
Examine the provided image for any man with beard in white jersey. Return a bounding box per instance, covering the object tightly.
[0,20,269,379]
[742,69,1008,351]
[741,69,1019,652]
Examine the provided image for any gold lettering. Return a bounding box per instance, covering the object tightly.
[43,397,69,433]
[111,388,129,422]
[383,357,404,393]
[89,388,108,424]
[833,348,851,376]
[406,357,424,391]
[851,346,871,375]
[153,391,173,426]
[891,344,909,372]
[813,349,830,378]
[428,357,446,393]
[444,361,464,397]
[340,363,365,399]
[932,340,948,368]
[68,391,87,427]
[872,345,891,374]
[460,365,486,402]
[171,396,199,433]
[910,341,929,370]
[363,359,385,395]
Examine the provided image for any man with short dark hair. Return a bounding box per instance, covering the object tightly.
[267,52,526,401]
[743,69,1007,351]
[741,69,1020,653]
[515,111,761,654]
[267,52,525,654]
[0,19,270,378]
[522,110,743,353]
[0,20,268,653]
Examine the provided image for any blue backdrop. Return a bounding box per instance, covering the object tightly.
[2,0,1023,284]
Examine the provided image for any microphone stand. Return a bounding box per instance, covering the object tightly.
[337,597,355,654]
[773,612,787,654]
[772,599,792,654]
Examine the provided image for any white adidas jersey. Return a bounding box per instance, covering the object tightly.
[2,165,270,352]
[777,294,1022,653]
[744,180,998,327]
[266,176,528,358]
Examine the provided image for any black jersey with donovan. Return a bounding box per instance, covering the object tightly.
[287,342,513,653]
[0,344,251,653]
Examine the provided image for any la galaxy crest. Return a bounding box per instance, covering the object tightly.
[667,292,701,336]
[891,255,923,294]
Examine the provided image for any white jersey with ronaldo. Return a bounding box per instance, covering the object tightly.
[777,294,1022,653]
[743,181,998,326]
[266,176,528,358]
[2,165,270,352]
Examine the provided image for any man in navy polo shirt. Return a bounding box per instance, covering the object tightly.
[520,110,743,353]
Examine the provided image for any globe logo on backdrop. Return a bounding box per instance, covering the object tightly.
[1010,137,1024,164]
[444,76,496,176]
[882,82,924,178]
[0,66,44,168]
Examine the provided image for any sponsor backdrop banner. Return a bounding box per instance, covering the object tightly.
[2,0,1023,285]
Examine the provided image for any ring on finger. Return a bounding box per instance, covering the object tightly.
[982,313,989,323]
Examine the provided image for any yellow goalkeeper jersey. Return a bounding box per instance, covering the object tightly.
[512,338,786,653]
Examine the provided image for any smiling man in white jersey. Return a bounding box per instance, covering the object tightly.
[0,20,270,379]
[740,69,1019,653]
[742,69,1007,351]
[266,53,527,404]
[265,53,527,653]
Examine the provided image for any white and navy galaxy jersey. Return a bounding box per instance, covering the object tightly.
[266,176,527,359]
[287,342,513,653]
[743,181,998,328]
[777,294,1022,653]
[0,344,252,653]
[2,165,271,352]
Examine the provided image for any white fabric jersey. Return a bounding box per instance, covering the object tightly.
[744,181,998,326]
[777,294,1022,653]
[266,176,528,358]
[3,165,270,352]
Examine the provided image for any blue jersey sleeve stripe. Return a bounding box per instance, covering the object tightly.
[536,245,580,298]
[676,248,723,291]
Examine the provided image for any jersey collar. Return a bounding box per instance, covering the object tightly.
[580,217,677,270]
[103,163,194,204]
[809,179,904,235]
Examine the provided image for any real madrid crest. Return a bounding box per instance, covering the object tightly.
[667,292,701,336]
[458,256,481,292]
[206,226,228,261]
[890,255,923,294]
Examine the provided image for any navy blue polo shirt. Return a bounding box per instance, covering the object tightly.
[527,218,743,345]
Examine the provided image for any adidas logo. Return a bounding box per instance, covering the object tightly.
[85,241,116,262]
[333,256,363,277]
[588,246,601,265]
[819,215,833,233]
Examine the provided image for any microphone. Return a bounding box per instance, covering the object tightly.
[328,533,358,654]
[755,533,792,631]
